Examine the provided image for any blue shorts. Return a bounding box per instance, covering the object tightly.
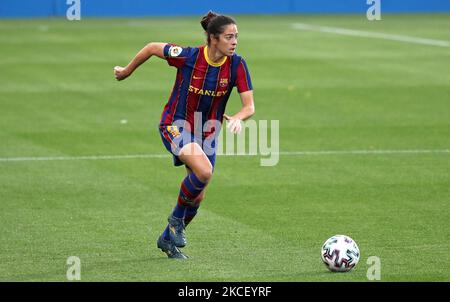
[159,125,217,168]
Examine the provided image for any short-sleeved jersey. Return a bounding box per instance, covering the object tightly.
[160,44,253,138]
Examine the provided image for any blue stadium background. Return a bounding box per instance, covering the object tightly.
[1,0,450,18]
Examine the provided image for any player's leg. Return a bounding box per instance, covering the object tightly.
[178,142,213,183]
[184,166,205,227]
[161,142,212,248]
[176,142,212,226]
[157,126,190,259]
[183,147,216,227]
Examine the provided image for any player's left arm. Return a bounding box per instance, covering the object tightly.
[223,90,255,134]
[113,42,166,81]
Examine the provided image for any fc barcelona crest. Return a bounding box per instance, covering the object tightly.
[167,125,181,138]
[219,78,228,87]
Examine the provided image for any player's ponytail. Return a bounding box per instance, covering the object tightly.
[200,11,236,45]
[200,11,218,31]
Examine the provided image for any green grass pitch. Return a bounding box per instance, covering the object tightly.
[0,14,449,281]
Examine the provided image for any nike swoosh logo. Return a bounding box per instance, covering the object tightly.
[193,76,204,80]
[170,226,176,235]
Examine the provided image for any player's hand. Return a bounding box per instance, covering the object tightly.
[223,114,242,135]
[114,66,130,81]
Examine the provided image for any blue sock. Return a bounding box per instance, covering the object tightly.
[162,173,206,240]
[162,225,170,240]
[178,173,207,206]
[172,203,186,219]
[185,205,199,227]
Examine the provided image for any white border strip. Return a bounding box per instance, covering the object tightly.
[292,23,450,47]
[0,149,449,162]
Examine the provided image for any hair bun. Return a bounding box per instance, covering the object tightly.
[200,11,218,31]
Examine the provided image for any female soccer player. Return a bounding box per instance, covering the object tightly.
[114,12,255,259]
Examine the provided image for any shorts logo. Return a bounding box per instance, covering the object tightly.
[167,125,181,138]
[219,78,228,87]
[169,46,183,57]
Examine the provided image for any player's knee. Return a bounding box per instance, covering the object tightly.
[196,168,213,183]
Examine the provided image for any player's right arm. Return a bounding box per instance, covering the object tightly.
[114,42,166,81]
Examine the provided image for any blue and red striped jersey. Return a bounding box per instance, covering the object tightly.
[160,44,253,137]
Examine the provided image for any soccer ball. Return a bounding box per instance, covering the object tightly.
[321,235,360,272]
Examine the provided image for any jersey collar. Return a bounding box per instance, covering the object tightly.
[204,46,227,67]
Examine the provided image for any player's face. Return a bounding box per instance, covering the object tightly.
[214,24,238,57]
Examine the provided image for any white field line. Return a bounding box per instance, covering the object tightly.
[0,154,170,162]
[292,23,450,47]
[0,149,449,162]
[279,149,450,156]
